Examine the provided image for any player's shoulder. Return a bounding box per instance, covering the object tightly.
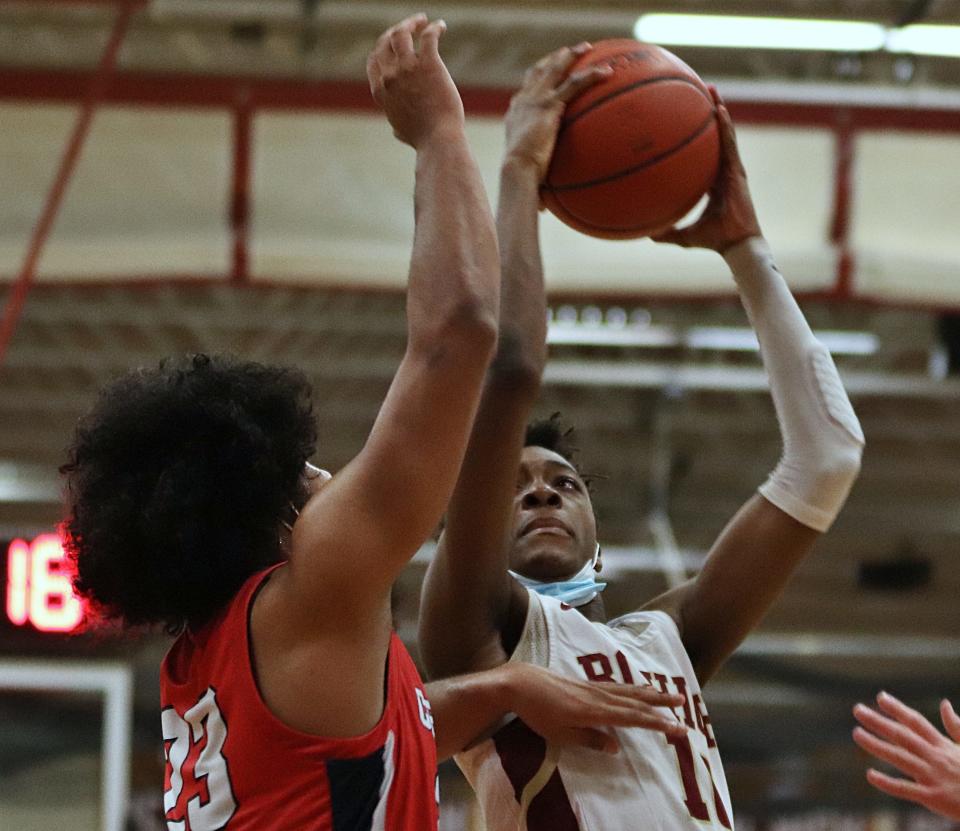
[160,629,193,688]
[606,607,682,644]
[163,565,279,688]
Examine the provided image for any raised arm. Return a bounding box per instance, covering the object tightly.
[426,662,686,761]
[644,89,864,683]
[418,45,611,678]
[275,16,499,622]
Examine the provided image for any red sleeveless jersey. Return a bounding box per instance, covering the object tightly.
[160,566,439,831]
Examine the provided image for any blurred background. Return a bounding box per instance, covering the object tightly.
[1,1,959,829]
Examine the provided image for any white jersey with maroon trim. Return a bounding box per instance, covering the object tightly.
[456,589,734,831]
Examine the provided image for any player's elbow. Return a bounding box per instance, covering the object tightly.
[442,300,498,362]
[764,438,864,532]
[794,442,863,527]
[417,623,464,681]
[413,296,498,361]
[416,632,448,681]
[817,423,865,481]
[488,334,547,398]
[812,442,863,495]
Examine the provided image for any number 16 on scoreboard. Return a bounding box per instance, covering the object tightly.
[6,533,84,633]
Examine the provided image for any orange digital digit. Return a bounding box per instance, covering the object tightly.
[5,538,30,626]
[5,534,83,632]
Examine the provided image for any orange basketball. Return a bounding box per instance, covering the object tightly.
[542,40,720,240]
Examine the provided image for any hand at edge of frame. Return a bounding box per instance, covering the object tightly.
[853,691,960,821]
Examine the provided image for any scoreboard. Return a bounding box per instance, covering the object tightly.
[3,533,84,634]
[0,536,131,831]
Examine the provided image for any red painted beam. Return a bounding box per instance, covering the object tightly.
[727,100,960,132]
[3,67,959,132]
[230,103,252,284]
[0,67,518,115]
[829,119,856,300]
[0,69,374,111]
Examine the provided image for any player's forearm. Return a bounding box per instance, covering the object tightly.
[426,664,517,761]
[407,132,500,357]
[416,160,548,675]
[725,237,864,531]
[491,159,549,387]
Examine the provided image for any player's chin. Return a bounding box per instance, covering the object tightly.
[512,539,580,581]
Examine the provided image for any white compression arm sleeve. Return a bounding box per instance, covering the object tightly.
[724,237,864,532]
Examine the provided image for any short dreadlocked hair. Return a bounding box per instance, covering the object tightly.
[524,413,579,466]
[61,354,317,634]
[524,413,605,496]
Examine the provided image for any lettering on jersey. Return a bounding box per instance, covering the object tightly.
[416,687,435,734]
[162,687,238,831]
[667,730,710,821]
[574,649,732,829]
[614,650,635,684]
[671,675,695,729]
[702,753,732,828]
[640,670,665,692]
[693,693,717,749]
[576,652,615,683]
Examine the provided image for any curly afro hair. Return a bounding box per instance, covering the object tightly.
[61,354,317,634]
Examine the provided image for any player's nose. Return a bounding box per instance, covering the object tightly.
[521,484,562,509]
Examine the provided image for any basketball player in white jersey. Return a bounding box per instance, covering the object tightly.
[418,44,865,830]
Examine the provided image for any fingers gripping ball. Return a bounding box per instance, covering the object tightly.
[542,40,721,240]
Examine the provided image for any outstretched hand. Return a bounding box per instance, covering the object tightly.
[367,15,464,149]
[503,43,613,181]
[506,662,687,754]
[652,87,762,253]
[853,691,960,820]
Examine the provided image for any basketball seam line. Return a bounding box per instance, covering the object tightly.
[545,109,717,194]
[559,75,712,130]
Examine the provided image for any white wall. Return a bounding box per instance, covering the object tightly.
[1,102,957,303]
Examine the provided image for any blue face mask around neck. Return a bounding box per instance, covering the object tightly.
[509,544,606,607]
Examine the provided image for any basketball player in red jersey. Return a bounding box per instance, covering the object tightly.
[61,21,685,831]
[419,44,865,830]
[854,691,960,820]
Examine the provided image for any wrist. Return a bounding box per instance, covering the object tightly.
[486,662,525,714]
[721,234,769,266]
[415,124,468,152]
[500,154,544,182]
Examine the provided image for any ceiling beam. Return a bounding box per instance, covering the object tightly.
[2,65,960,130]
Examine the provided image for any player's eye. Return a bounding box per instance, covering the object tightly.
[557,476,580,491]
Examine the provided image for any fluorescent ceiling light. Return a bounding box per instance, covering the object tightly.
[685,327,878,356]
[634,14,886,52]
[548,323,678,348]
[0,462,59,503]
[548,321,878,356]
[887,24,960,58]
[685,326,760,351]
